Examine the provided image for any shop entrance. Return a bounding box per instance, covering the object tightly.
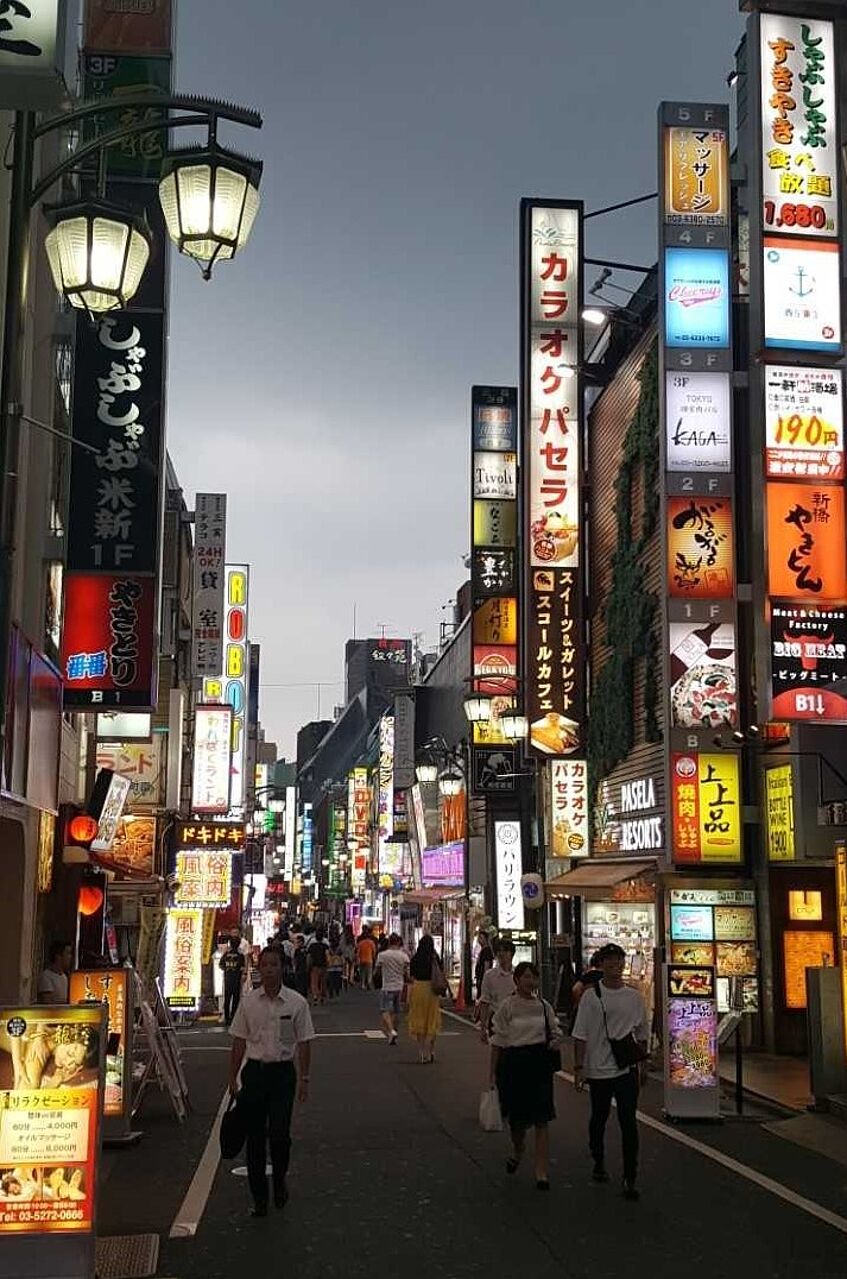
[770,864,838,1055]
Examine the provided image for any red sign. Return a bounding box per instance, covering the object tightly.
[84,0,172,54]
[61,573,155,710]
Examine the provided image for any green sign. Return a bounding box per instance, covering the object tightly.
[82,53,172,181]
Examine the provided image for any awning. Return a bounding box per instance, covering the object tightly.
[545,859,656,900]
[400,887,465,905]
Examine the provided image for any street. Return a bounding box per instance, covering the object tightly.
[97,991,847,1279]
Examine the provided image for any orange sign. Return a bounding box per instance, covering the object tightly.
[472,597,517,645]
[783,930,835,1010]
[667,497,734,598]
[767,483,847,600]
[69,970,130,1119]
[664,127,729,224]
[0,1005,104,1235]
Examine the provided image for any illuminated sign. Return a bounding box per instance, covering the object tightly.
[495,820,524,930]
[0,1,67,110]
[190,705,233,815]
[760,14,838,240]
[667,496,734,598]
[61,572,156,710]
[191,493,227,678]
[669,620,737,729]
[473,501,516,547]
[95,738,162,808]
[771,604,847,721]
[474,452,517,500]
[783,929,834,1010]
[668,997,717,1088]
[836,846,847,1062]
[224,565,249,812]
[619,776,663,853]
[421,841,464,888]
[284,784,296,878]
[175,821,245,853]
[789,890,822,922]
[90,772,131,853]
[163,908,203,1008]
[671,752,742,864]
[302,803,313,874]
[174,851,232,908]
[0,1003,104,1234]
[663,126,729,226]
[764,764,795,862]
[473,393,516,451]
[763,236,841,352]
[765,365,843,480]
[665,372,732,472]
[69,970,130,1119]
[766,482,846,600]
[526,567,582,756]
[473,644,517,695]
[472,597,517,646]
[549,759,588,858]
[664,247,730,349]
[377,716,394,859]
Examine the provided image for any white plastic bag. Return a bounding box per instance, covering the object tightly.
[479,1087,503,1132]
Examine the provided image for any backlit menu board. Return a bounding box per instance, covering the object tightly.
[770,605,847,721]
[668,888,758,1014]
[69,971,130,1122]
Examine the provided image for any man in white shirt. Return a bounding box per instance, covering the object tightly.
[229,947,316,1217]
[572,943,649,1201]
[374,934,409,1045]
[38,940,72,1003]
[477,938,516,1041]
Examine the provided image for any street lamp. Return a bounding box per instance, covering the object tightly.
[438,765,464,797]
[463,691,493,724]
[159,143,262,278]
[44,198,152,315]
[415,759,439,784]
[499,711,529,741]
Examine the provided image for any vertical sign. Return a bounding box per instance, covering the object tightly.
[377,715,394,861]
[659,103,740,859]
[190,705,233,816]
[284,785,296,879]
[470,387,519,784]
[0,0,68,109]
[203,566,250,815]
[520,201,585,760]
[163,908,203,1009]
[192,495,226,678]
[495,820,525,930]
[836,844,847,1066]
[764,763,796,861]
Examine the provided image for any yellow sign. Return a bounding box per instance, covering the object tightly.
[788,890,822,922]
[664,126,729,224]
[836,845,847,1064]
[471,597,517,646]
[697,754,742,862]
[765,765,795,861]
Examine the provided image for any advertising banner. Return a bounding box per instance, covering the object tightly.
[224,566,249,813]
[771,604,847,720]
[763,236,841,352]
[667,496,734,598]
[69,971,130,1121]
[764,366,843,481]
[663,126,729,226]
[668,620,737,729]
[377,716,394,860]
[81,52,172,180]
[548,759,589,858]
[95,738,162,808]
[665,372,732,472]
[766,482,846,600]
[495,820,524,930]
[190,705,233,816]
[174,852,233,909]
[525,567,583,756]
[163,909,203,1009]
[764,764,795,861]
[663,247,730,349]
[662,963,719,1119]
[0,1004,105,1234]
[61,573,156,710]
[84,0,172,54]
[420,842,464,888]
[175,820,245,853]
[836,846,847,1064]
[670,752,742,864]
[191,494,227,679]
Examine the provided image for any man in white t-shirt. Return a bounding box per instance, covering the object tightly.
[374,934,409,1045]
[38,940,73,1003]
[477,937,516,1041]
[572,943,649,1201]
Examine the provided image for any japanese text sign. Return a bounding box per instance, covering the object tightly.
[671,752,742,864]
[771,604,847,721]
[420,842,464,888]
[175,821,245,853]
[526,568,583,756]
[174,851,233,909]
[0,0,67,109]
[495,821,525,930]
[192,494,227,678]
[760,14,838,240]
[763,236,841,352]
[95,738,162,808]
[0,1003,104,1235]
[666,372,732,473]
[61,573,155,710]
[163,909,203,1008]
[69,970,130,1119]
[667,497,734,598]
[549,759,588,858]
[190,705,232,815]
[766,482,846,599]
[765,365,843,480]
[663,127,729,226]
[84,0,172,54]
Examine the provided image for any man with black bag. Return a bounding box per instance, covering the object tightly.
[228,947,316,1218]
[571,943,649,1201]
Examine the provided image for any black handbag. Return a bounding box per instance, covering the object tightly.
[219,1093,246,1159]
[595,985,648,1070]
[543,1000,562,1073]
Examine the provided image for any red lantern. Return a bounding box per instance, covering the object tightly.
[77,884,104,917]
[68,813,98,844]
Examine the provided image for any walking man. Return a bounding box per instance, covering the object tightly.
[572,943,649,1201]
[356,927,377,990]
[229,947,315,1218]
[477,937,516,1041]
[219,934,245,1026]
[374,933,409,1044]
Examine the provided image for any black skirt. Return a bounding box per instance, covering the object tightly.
[496,1043,556,1126]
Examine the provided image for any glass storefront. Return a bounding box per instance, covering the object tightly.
[582,899,657,1013]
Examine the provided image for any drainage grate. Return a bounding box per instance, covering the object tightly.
[95,1233,160,1279]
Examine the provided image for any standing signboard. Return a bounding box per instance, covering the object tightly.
[0,1003,106,1279]
[69,970,134,1142]
[662,964,720,1119]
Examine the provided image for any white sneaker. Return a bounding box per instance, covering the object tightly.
[389,1031,398,1045]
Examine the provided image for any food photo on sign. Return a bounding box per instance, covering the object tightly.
[668,998,718,1089]
[669,621,737,729]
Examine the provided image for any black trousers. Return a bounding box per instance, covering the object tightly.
[223,980,241,1025]
[587,1070,639,1182]
[240,1060,296,1206]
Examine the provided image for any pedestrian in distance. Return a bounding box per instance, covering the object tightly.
[571,950,604,1008]
[356,928,377,990]
[219,934,246,1026]
[326,944,344,999]
[407,934,446,1063]
[572,942,650,1202]
[228,947,315,1219]
[474,930,495,1002]
[292,935,308,998]
[340,925,356,988]
[489,962,562,1190]
[307,928,329,1004]
[374,934,409,1045]
[38,940,73,1004]
[477,937,516,1042]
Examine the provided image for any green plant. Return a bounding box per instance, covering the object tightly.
[587,342,661,796]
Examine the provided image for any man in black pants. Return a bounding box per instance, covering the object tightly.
[229,948,315,1217]
[220,936,245,1025]
[571,943,649,1201]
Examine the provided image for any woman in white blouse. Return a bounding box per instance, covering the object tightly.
[489,962,562,1190]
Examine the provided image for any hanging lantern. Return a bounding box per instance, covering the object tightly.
[77,883,104,917]
[463,691,494,724]
[44,199,152,315]
[159,143,262,277]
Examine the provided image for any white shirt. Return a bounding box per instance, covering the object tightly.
[230,985,316,1062]
[571,983,650,1079]
[38,968,69,1003]
[479,966,516,1009]
[490,994,558,1049]
[375,947,409,992]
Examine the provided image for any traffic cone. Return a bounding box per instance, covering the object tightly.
[454,980,467,1012]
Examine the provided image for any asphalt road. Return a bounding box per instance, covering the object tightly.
[96,989,847,1279]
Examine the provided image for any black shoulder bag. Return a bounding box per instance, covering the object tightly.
[594,985,648,1070]
[542,1000,562,1073]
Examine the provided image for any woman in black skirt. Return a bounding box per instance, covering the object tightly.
[489,962,562,1189]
